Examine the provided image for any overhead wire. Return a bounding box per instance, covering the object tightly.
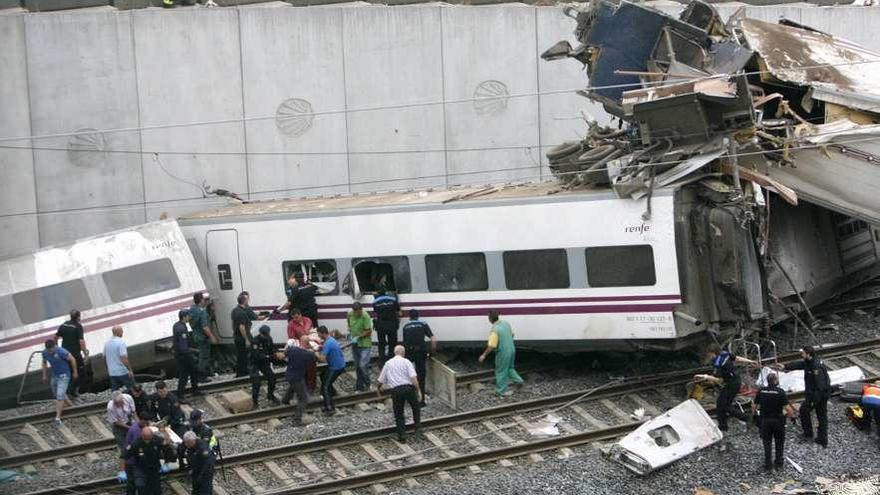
[1,129,878,220]
[0,57,878,143]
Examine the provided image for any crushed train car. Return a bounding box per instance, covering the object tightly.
[542,0,880,337]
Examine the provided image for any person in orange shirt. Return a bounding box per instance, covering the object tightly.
[862,381,880,434]
[287,309,313,342]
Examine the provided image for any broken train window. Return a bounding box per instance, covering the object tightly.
[425,253,489,293]
[282,259,339,295]
[350,256,412,294]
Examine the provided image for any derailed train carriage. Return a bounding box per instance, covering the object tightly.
[2,0,880,403]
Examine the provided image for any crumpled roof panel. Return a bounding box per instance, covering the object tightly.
[739,18,880,110]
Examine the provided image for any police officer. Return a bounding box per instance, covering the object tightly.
[188,409,218,451]
[250,325,280,408]
[402,309,437,406]
[753,373,795,471]
[189,292,218,383]
[373,288,402,364]
[127,427,175,495]
[776,345,831,447]
[181,431,216,495]
[172,310,201,399]
[277,272,320,327]
[149,381,186,436]
[231,292,267,378]
[130,384,153,421]
[698,345,758,431]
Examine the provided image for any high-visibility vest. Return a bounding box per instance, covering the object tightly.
[862,384,880,406]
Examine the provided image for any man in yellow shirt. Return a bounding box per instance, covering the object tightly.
[347,302,373,391]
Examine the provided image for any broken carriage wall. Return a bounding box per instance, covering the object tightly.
[1,2,879,259]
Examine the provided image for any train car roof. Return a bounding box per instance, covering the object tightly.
[179,181,661,223]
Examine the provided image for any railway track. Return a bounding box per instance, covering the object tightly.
[0,361,549,469]
[17,338,880,495]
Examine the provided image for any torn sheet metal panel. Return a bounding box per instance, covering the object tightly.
[738,18,880,113]
[754,366,865,394]
[609,399,722,475]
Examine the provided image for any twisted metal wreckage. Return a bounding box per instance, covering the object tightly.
[542,0,880,340]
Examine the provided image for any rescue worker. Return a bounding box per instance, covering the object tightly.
[172,310,201,399]
[181,431,215,495]
[699,345,757,431]
[130,383,153,421]
[281,339,316,425]
[373,288,401,365]
[250,325,280,407]
[127,426,175,495]
[776,345,831,447]
[402,309,436,406]
[317,326,346,416]
[55,309,89,397]
[862,380,880,435]
[753,373,795,471]
[189,292,218,383]
[377,346,422,442]
[188,409,218,451]
[478,310,524,397]
[277,272,320,327]
[149,381,186,436]
[348,302,373,391]
[231,291,267,378]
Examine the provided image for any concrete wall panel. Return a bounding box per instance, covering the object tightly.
[239,7,350,200]
[134,9,248,204]
[343,6,446,192]
[38,205,145,247]
[0,217,40,260]
[0,15,37,225]
[442,5,540,184]
[536,6,609,177]
[25,11,143,213]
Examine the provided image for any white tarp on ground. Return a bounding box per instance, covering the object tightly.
[754,366,866,393]
[609,399,722,475]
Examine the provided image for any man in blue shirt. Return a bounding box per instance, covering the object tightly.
[317,326,346,416]
[104,326,134,391]
[42,339,78,424]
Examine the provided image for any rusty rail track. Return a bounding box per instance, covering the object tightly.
[17,337,880,495]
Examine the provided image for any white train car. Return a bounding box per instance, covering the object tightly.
[0,221,205,402]
[179,183,689,350]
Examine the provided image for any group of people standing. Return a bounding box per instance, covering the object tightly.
[702,345,832,471]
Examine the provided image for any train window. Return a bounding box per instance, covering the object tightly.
[425,253,488,292]
[502,249,570,290]
[13,280,93,325]
[351,257,412,294]
[281,260,339,296]
[103,258,181,303]
[585,245,656,287]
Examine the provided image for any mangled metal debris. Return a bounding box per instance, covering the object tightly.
[609,399,722,475]
[542,0,880,216]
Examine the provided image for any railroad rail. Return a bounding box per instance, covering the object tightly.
[0,362,549,469]
[17,337,880,495]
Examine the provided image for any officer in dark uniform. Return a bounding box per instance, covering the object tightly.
[286,272,320,326]
[172,310,201,399]
[373,288,401,364]
[753,373,795,471]
[127,427,175,495]
[130,384,153,421]
[55,309,88,396]
[250,325,279,408]
[231,292,266,378]
[776,345,831,447]
[181,431,216,495]
[149,381,186,436]
[402,309,436,406]
[699,345,758,431]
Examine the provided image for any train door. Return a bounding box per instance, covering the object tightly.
[206,229,242,340]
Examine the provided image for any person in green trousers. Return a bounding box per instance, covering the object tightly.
[478,310,524,396]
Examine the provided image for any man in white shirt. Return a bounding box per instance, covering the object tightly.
[377,345,422,442]
[106,390,138,478]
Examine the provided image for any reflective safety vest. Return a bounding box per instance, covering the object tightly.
[862,384,880,406]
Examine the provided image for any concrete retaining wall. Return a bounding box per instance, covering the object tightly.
[2,2,880,258]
